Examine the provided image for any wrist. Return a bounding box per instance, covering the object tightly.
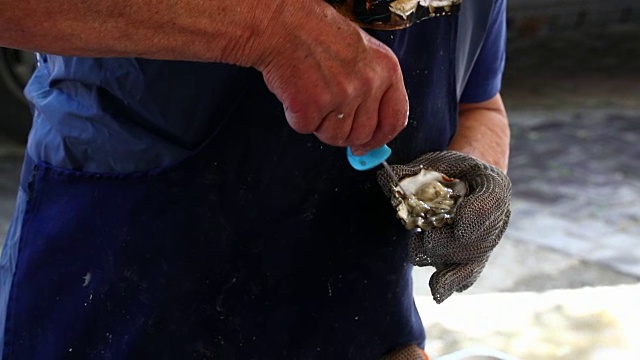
[248,1,351,71]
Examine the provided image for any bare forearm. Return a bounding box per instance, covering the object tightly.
[449,94,510,172]
[0,0,313,67]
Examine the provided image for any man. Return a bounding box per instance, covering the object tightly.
[0,0,509,358]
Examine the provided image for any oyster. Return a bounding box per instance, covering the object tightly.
[389,0,419,19]
[325,0,461,30]
[393,169,467,231]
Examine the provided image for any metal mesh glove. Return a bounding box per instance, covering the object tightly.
[377,151,511,304]
[382,344,430,360]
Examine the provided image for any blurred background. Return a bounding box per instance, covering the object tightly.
[415,1,640,359]
[0,1,639,359]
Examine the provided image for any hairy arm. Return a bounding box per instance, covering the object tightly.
[0,0,408,153]
[449,94,510,172]
[0,0,285,64]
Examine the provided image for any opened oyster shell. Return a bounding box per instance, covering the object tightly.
[389,0,420,19]
[393,169,467,230]
[325,0,462,30]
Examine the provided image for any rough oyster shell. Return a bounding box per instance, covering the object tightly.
[393,169,467,230]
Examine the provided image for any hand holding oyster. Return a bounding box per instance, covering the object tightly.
[377,151,511,303]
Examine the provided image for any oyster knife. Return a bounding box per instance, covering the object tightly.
[346,145,404,189]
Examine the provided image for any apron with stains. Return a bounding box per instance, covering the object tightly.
[1,9,467,360]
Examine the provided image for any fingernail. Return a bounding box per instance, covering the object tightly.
[350,148,367,156]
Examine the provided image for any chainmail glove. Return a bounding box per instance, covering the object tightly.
[381,344,430,359]
[377,151,511,304]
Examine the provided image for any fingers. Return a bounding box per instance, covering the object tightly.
[429,262,485,304]
[313,112,350,145]
[453,175,511,244]
[296,77,407,152]
[351,81,408,155]
[259,12,408,152]
[408,226,455,266]
[313,79,408,152]
[314,102,379,148]
[345,97,380,147]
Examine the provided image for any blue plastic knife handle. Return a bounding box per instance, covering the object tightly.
[346,145,392,171]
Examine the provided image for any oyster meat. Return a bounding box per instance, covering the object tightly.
[393,169,467,230]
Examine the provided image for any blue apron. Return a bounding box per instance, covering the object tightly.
[1,14,464,360]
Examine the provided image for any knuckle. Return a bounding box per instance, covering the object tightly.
[289,119,316,134]
[286,110,317,134]
[378,54,402,76]
[359,70,379,91]
[313,91,335,113]
[333,77,359,100]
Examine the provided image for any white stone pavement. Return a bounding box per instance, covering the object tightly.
[418,284,640,360]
